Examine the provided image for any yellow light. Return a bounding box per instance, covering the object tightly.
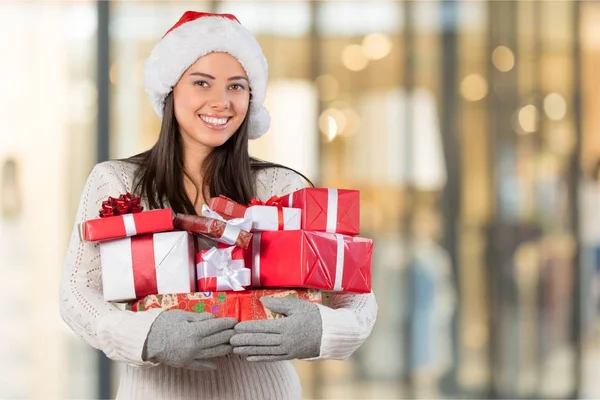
[315,74,339,102]
[362,33,393,60]
[518,105,538,134]
[543,93,567,121]
[342,44,369,71]
[319,108,347,141]
[327,116,337,142]
[460,74,488,102]
[492,45,515,72]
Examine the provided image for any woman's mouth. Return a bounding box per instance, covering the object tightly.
[199,114,231,130]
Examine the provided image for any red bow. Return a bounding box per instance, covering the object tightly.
[99,193,143,218]
[249,196,282,207]
[249,196,285,230]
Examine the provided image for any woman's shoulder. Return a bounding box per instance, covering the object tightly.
[87,159,139,191]
[76,160,141,219]
[254,166,307,199]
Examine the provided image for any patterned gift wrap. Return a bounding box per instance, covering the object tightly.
[173,213,252,249]
[208,195,248,220]
[128,289,322,321]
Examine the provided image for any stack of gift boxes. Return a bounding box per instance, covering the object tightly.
[80,188,373,322]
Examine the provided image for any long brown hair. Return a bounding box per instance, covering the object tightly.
[126,93,312,214]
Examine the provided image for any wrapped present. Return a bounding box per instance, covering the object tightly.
[80,193,173,242]
[209,195,301,231]
[208,195,248,220]
[279,188,360,235]
[245,230,372,293]
[128,289,322,321]
[100,231,196,302]
[196,246,250,291]
[245,197,301,232]
[174,205,253,249]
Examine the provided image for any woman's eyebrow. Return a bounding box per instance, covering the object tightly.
[189,72,248,82]
[228,76,248,82]
[189,72,215,79]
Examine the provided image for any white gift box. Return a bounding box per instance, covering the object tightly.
[244,205,301,232]
[100,231,196,302]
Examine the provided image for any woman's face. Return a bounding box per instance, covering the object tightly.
[173,52,250,151]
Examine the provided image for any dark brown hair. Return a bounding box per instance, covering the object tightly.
[126,93,312,214]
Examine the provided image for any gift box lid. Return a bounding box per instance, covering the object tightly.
[80,208,174,242]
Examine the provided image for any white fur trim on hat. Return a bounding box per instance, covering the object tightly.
[143,14,270,139]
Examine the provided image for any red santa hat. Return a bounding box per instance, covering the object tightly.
[143,11,270,140]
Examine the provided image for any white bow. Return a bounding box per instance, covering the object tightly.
[201,204,252,245]
[202,204,252,232]
[199,246,250,291]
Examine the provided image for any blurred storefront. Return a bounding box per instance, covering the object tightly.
[2,0,600,399]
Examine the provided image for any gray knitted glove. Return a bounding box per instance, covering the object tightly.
[143,310,237,370]
[230,297,322,361]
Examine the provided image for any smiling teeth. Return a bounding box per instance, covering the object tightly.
[201,115,229,126]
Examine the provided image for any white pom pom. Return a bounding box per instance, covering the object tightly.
[247,106,270,140]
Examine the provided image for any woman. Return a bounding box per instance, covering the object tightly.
[60,11,377,399]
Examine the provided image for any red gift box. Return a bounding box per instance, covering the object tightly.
[208,195,248,220]
[80,209,174,242]
[279,188,360,235]
[128,289,322,321]
[100,231,196,302]
[245,230,372,293]
[196,246,250,291]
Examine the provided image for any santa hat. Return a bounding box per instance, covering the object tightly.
[143,11,270,140]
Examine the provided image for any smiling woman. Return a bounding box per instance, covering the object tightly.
[59,10,377,400]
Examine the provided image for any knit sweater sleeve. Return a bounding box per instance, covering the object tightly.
[254,167,378,361]
[59,161,163,367]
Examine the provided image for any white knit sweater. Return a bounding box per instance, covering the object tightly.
[59,160,378,400]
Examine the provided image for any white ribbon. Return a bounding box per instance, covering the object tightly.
[197,246,250,291]
[334,234,345,291]
[201,204,253,245]
[252,232,262,286]
[326,189,338,233]
[122,213,137,236]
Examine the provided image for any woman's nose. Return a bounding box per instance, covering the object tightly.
[208,89,230,111]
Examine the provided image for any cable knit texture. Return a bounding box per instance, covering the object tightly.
[59,160,378,400]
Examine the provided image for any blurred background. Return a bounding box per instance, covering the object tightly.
[1,0,599,399]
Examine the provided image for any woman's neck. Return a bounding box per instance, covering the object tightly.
[182,144,212,213]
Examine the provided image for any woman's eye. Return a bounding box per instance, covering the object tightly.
[230,83,246,91]
[194,80,209,88]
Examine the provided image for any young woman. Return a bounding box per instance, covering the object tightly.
[60,11,377,399]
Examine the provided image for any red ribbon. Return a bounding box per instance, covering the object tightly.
[99,193,143,218]
[249,196,284,230]
[131,235,158,298]
[248,196,282,207]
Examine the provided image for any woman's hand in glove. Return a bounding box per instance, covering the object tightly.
[143,310,237,370]
[230,297,322,362]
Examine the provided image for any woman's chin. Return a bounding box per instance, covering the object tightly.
[191,130,236,149]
